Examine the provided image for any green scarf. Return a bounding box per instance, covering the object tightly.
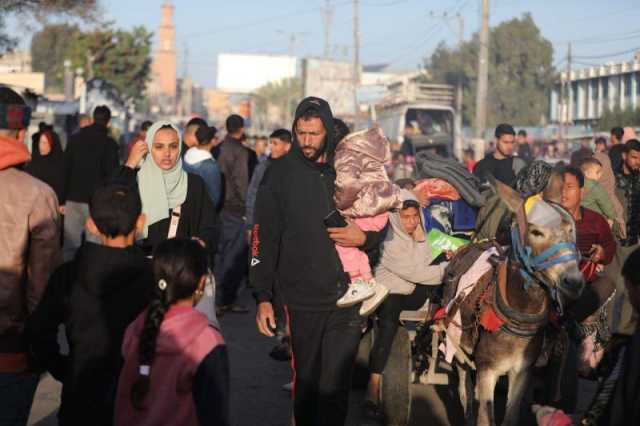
[137,121,188,238]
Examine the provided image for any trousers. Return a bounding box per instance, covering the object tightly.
[0,372,39,426]
[369,286,431,374]
[214,212,248,306]
[288,306,364,426]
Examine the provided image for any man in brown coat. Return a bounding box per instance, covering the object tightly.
[0,87,60,425]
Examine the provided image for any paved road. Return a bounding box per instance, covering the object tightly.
[28,288,566,426]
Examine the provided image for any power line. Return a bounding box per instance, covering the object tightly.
[573,46,640,60]
[183,0,352,39]
[383,0,469,67]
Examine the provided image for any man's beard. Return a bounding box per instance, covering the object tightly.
[302,143,326,162]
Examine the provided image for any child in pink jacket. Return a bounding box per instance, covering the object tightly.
[334,126,401,316]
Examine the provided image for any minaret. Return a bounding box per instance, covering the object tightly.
[152,1,177,99]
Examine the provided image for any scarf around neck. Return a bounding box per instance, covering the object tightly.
[137,121,188,238]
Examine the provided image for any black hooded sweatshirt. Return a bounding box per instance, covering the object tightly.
[249,97,351,310]
[27,242,153,425]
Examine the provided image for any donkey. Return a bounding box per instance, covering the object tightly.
[454,181,585,426]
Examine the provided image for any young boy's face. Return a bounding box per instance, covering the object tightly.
[583,165,602,181]
[270,137,291,159]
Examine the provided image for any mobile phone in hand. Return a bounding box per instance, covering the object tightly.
[323,210,348,228]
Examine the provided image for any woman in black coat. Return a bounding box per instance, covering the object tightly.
[26,130,65,203]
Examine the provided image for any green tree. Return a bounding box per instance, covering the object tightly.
[255,77,303,126]
[30,24,81,91]
[425,13,554,128]
[0,0,97,54]
[67,23,153,106]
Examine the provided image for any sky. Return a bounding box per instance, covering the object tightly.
[7,0,640,89]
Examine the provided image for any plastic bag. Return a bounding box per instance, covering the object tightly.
[427,229,469,259]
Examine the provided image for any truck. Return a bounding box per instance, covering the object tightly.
[369,77,456,158]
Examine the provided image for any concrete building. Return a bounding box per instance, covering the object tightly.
[0,51,32,73]
[550,54,640,126]
[0,72,45,94]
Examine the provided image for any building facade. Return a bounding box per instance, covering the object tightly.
[550,54,640,126]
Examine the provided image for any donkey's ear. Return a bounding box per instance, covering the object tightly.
[543,171,564,204]
[493,178,524,213]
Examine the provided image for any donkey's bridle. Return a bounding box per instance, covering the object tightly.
[509,226,579,314]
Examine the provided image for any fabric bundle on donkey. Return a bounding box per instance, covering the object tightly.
[414,179,585,426]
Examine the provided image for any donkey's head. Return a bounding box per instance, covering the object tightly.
[497,179,584,311]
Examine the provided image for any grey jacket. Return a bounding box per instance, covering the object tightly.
[375,190,447,295]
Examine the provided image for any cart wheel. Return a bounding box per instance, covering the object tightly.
[381,327,411,426]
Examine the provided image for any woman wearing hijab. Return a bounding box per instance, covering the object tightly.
[363,190,448,420]
[117,121,217,255]
[26,130,65,203]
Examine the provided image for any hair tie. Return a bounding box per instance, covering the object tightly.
[139,365,150,376]
[158,279,167,291]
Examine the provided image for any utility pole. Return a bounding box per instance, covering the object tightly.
[564,42,572,141]
[455,14,464,160]
[322,0,334,58]
[286,33,297,125]
[474,0,489,139]
[353,0,360,119]
[429,10,465,158]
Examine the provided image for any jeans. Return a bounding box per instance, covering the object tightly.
[214,212,248,306]
[288,306,364,426]
[0,372,39,426]
[63,201,99,262]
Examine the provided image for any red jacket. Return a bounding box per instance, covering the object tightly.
[575,207,616,268]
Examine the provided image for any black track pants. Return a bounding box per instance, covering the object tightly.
[288,306,364,426]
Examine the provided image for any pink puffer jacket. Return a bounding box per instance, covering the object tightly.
[334,126,401,217]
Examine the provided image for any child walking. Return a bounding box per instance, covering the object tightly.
[333,126,401,316]
[114,238,229,426]
[28,181,153,426]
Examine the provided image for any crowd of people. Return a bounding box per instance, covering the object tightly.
[1,83,640,426]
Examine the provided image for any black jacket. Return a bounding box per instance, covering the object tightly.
[27,243,153,426]
[250,97,380,311]
[473,154,526,187]
[63,123,120,204]
[113,166,218,257]
[615,169,640,246]
[609,144,625,176]
[217,135,250,217]
[26,135,65,203]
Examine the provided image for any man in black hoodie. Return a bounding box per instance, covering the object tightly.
[251,97,379,425]
[62,105,120,261]
[27,181,153,426]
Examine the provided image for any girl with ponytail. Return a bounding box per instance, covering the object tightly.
[114,238,229,426]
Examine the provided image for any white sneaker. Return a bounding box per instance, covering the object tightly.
[282,381,293,392]
[337,278,375,307]
[359,282,390,316]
